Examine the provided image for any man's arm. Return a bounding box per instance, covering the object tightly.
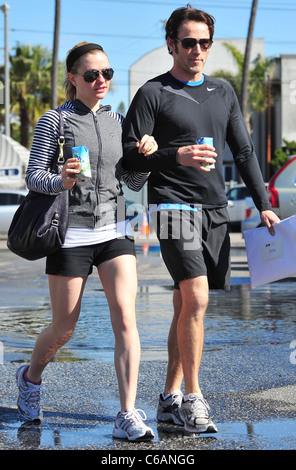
[225,88,280,232]
[122,87,179,172]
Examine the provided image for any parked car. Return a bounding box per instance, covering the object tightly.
[242,157,296,232]
[241,198,262,232]
[0,189,28,233]
[226,184,252,231]
[267,156,296,220]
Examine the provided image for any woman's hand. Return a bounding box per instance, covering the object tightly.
[61,158,82,189]
[137,135,158,156]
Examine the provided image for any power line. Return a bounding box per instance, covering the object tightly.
[5,27,162,40]
[85,0,296,11]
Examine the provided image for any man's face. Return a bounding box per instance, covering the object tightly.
[167,20,212,82]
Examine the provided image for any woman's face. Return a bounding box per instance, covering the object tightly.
[69,51,111,110]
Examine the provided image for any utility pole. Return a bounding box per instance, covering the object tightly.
[241,0,258,129]
[51,0,60,109]
[1,3,10,136]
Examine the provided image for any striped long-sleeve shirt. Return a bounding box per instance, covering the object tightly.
[26,100,150,196]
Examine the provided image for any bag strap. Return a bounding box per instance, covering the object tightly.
[56,108,65,165]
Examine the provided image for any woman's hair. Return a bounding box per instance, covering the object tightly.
[64,41,106,101]
[165,4,215,54]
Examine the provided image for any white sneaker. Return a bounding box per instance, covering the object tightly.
[16,365,43,422]
[181,393,217,433]
[157,390,184,425]
[113,408,155,441]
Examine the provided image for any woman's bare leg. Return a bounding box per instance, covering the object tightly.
[98,255,140,412]
[26,275,87,383]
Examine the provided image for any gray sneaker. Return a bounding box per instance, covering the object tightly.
[157,390,184,425]
[16,365,43,422]
[180,393,217,433]
[113,408,155,441]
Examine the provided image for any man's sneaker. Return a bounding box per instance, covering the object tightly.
[113,408,155,441]
[16,365,43,422]
[157,390,184,425]
[180,393,217,433]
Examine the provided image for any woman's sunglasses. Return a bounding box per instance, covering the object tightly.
[176,38,213,51]
[75,68,114,82]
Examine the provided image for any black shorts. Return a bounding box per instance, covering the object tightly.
[46,236,135,277]
[151,207,231,290]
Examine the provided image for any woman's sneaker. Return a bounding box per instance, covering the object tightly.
[16,365,43,422]
[113,408,154,441]
[157,390,184,425]
[180,393,217,433]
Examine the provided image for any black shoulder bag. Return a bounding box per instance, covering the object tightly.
[7,109,69,261]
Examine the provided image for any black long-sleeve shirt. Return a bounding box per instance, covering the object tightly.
[122,72,271,212]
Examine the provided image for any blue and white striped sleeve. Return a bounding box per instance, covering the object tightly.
[109,111,150,192]
[25,109,66,195]
[121,170,150,192]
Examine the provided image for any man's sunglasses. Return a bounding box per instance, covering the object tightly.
[176,38,213,51]
[75,68,114,82]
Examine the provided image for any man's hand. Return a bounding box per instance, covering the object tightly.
[176,144,217,171]
[260,210,280,235]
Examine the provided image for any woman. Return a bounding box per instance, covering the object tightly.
[16,42,156,441]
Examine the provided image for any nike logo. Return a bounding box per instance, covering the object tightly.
[207,87,216,92]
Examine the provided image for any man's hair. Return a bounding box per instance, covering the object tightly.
[165,4,215,43]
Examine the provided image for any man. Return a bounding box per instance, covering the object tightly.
[122,6,279,433]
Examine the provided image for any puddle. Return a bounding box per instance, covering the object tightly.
[2,416,296,450]
[1,282,296,363]
[0,256,295,451]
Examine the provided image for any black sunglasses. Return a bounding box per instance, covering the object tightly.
[176,38,213,51]
[75,68,114,82]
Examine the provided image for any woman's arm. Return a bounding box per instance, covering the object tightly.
[25,110,67,195]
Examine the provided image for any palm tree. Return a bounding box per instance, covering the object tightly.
[9,44,52,148]
[212,43,275,133]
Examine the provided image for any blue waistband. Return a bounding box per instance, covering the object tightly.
[149,203,201,213]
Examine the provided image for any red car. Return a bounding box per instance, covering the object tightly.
[267,156,296,220]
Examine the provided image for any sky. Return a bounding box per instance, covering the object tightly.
[1,0,296,113]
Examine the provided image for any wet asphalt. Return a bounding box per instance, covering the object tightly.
[0,233,295,456]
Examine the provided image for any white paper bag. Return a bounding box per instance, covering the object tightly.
[243,215,296,288]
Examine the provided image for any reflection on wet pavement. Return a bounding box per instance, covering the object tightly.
[1,281,295,363]
[6,413,296,451]
[0,244,296,451]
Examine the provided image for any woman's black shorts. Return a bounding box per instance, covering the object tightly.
[46,236,135,277]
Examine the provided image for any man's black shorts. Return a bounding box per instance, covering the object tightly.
[151,207,231,290]
[46,236,135,277]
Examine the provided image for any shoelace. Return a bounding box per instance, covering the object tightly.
[188,396,210,418]
[171,392,183,407]
[22,385,41,409]
[123,408,147,425]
